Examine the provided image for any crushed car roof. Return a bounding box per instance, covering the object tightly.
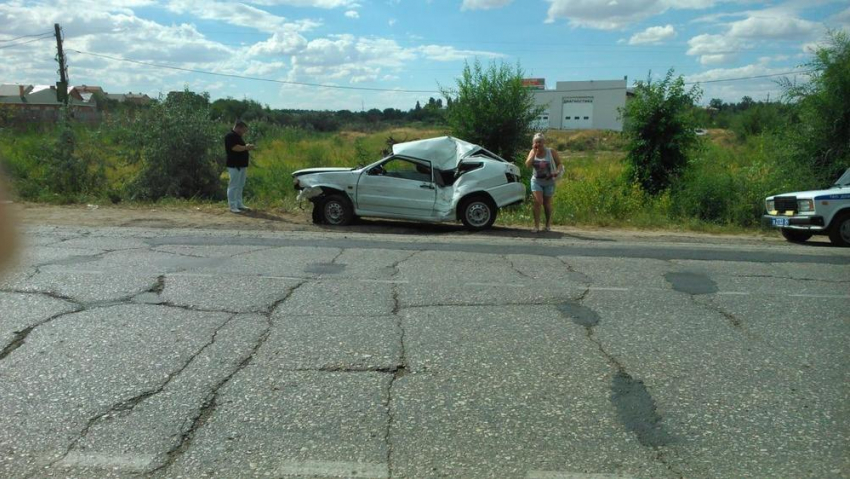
[391,136,508,170]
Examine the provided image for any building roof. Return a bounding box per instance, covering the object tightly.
[0,88,91,107]
[0,84,33,96]
[72,85,104,93]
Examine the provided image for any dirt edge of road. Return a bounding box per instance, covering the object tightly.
[7,201,803,245]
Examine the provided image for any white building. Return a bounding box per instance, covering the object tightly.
[530,78,628,132]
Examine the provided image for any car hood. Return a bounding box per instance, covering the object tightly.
[292,167,355,177]
[768,186,850,200]
[392,136,508,170]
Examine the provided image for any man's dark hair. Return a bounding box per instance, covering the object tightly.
[234,120,248,129]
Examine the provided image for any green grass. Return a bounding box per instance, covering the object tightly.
[0,123,806,235]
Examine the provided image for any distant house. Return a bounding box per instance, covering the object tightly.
[70,85,105,104]
[0,84,34,97]
[0,85,100,123]
[105,92,152,105]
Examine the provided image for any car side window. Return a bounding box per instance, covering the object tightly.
[381,158,432,183]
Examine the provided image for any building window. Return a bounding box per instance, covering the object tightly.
[583,116,589,120]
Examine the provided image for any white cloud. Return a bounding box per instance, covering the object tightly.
[416,45,504,61]
[388,18,397,26]
[166,0,320,34]
[685,60,812,103]
[461,0,513,11]
[628,24,677,44]
[727,15,820,39]
[832,7,850,27]
[544,0,718,29]
[345,10,360,19]
[247,32,309,56]
[687,33,742,65]
[248,0,358,7]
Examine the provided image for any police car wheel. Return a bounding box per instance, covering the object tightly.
[780,228,812,243]
[828,212,850,247]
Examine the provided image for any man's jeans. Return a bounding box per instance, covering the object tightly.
[227,167,247,211]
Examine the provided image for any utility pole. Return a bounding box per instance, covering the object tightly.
[54,23,68,105]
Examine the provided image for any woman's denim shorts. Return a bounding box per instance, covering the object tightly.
[530,180,555,197]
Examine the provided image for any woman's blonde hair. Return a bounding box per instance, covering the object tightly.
[532,133,545,143]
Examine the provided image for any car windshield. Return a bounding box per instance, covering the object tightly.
[834,168,850,187]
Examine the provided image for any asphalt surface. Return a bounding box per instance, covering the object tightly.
[0,224,848,479]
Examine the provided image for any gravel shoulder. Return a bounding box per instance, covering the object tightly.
[7,201,819,247]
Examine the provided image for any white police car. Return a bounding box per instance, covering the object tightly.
[763,168,850,246]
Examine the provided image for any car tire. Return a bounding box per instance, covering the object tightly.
[780,228,812,243]
[319,194,354,226]
[828,211,850,247]
[459,195,497,231]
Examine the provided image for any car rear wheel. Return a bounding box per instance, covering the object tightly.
[459,196,497,231]
[828,211,850,247]
[319,194,354,226]
[780,228,812,243]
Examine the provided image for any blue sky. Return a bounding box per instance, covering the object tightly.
[1,0,848,110]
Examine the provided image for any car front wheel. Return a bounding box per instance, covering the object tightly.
[828,211,850,247]
[319,194,354,226]
[459,196,497,231]
[781,228,812,243]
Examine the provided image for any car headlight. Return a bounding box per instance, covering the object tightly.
[765,199,775,212]
[797,199,814,213]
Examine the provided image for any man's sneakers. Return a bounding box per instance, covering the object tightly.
[230,205,251,214]
[238,205,251,211]
[230,208,242,214]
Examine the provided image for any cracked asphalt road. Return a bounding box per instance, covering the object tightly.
[0,225,848,479]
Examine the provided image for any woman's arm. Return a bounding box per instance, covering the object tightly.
[524,149,536,168]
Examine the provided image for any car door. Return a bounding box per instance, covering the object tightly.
[356,157,437,218]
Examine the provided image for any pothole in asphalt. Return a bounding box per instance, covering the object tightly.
[304,263,346,275]
[611,371,671,447]
[557,301,600,327]
[665,271,718,295]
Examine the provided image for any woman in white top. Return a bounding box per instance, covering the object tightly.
[524,133,562,232]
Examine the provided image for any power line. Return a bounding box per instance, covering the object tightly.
[0,34,53,51]
[68,48,815,94]
[70,49,442,93]
[0,31,52,43]
[689,69,816,84]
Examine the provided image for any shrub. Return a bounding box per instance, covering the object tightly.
[125,89,222,200]
[622,69,702,194]
[441,60,542,159]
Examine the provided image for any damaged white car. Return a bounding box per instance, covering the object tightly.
[293,136,525,230]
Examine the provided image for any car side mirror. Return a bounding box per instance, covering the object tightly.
[368,167,381,176]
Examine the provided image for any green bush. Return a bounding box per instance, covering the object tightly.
[782,30,850,182]
[124,89,222,201]
[441,59,542,159]
[623,69,702,194]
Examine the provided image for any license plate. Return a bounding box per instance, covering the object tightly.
[772,217,790,227]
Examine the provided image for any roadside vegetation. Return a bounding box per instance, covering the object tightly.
[1,32,847,234]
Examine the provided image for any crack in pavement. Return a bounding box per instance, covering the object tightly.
[384,251,418,479]
[558,288,684,478]
[148,281,308,477]
[556,256,593,285]
[504,255,534,280]
[43,313,241,474]
[0,306,84,361]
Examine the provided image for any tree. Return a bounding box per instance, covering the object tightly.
[441,59,542,160]
[781,30,850,181]
[127,89,221,200]
[622,69,702,194]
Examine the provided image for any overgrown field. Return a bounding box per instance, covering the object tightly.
[0,122,826,232]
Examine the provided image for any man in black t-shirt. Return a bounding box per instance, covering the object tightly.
[224,121,255,213]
